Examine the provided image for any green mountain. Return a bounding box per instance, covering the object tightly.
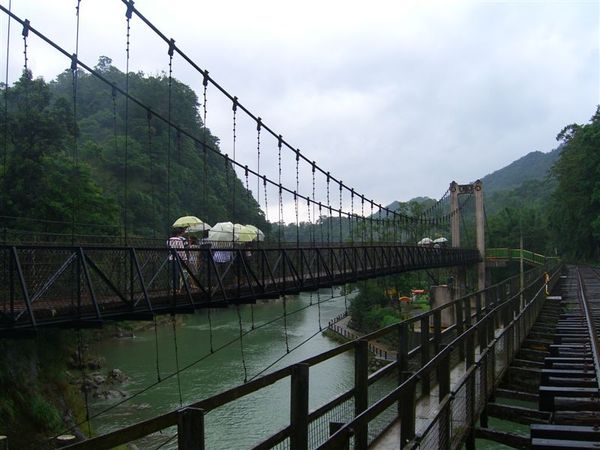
[481,147,561,194]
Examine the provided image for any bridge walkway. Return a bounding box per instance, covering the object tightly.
[371,265,600,450]
[0,243,479,335]
[371,325,509,449]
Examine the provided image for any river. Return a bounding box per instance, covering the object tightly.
[89,289,354,449]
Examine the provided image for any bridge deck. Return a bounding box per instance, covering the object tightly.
[371,326,511,449]
[0,244,479,335]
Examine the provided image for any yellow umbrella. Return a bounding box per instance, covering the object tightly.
[234,224,255,243]
[185,222,212,235]
[245,224,265,241]
[172,216,206,228]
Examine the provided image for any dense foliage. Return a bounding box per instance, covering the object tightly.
[0,58,268,241]
[549,107,600,259]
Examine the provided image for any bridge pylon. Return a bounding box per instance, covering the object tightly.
[450,180,486,294]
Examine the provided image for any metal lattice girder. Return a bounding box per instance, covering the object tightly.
[0,244,480,334]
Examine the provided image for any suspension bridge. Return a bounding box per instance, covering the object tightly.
[0,2,598,450]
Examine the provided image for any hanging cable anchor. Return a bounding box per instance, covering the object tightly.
[125,0,135,19]
[70,53,78,72]
[22,19,30,37]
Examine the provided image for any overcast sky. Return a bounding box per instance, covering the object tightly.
[1,0,599,221]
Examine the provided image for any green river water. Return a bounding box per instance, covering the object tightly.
[90,290,355,449]
[89,290,527,449]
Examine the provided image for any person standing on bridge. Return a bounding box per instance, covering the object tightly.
[167,227,189,294]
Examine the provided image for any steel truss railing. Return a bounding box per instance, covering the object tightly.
[0,244,480,334]
[59,261,560,450]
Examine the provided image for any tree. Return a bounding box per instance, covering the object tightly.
[549,106,600,259]
[0,71,118,237]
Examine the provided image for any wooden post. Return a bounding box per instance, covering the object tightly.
[433,310,442,355]
[355,340,369,450]
[400,380,417,446]
[480,354,489,429]
[455,298,465,360]
[464,302,476,450]
[420,316,431,395]
[290,363,310,450]
[177,407,205,450]
[439,355,451,450]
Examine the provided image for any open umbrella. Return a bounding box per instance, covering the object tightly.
[234,224,256,242]
[418,237,433,246]
[185,222,212,236]
[173,216,205,228]
[244,224,265,242]
[433,237,448,244]
[207,221,236,242]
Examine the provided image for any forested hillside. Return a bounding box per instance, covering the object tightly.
[485,108,600,259]
[481,147,561,194]
[0,58,268,241]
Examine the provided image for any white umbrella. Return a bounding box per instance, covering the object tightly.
[207,221,236,242]
[418,237,433,245]
[433,237,448,243]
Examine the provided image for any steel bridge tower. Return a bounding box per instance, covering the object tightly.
[450,180,485,294]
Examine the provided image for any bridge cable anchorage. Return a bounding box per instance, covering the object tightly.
[171,314,183,406]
